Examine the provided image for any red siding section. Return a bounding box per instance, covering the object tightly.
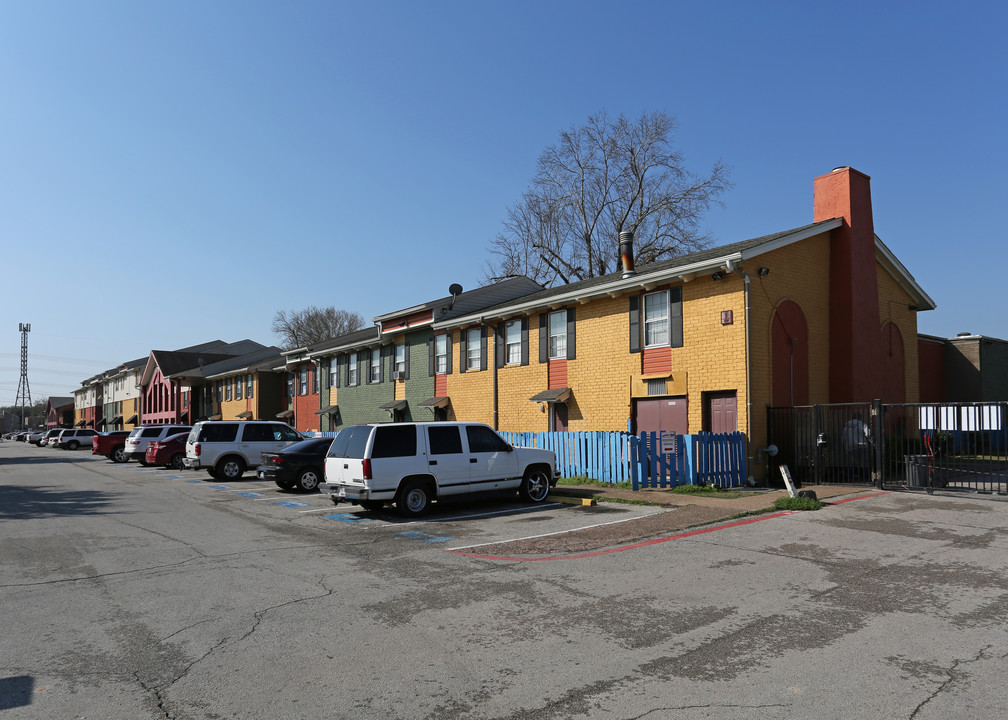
[435,373,447,397]
[642,347,672,374]
[292,362,319,432]
[548,359,568,389]
[143,366,180,425]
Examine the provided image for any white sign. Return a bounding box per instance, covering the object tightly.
[660,431,677,454]
[779,464,798,498]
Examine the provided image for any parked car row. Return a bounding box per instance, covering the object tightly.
[11,420,561,517]
[4,427,101,449]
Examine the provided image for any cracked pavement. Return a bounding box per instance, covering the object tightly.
[3,442,1008,719]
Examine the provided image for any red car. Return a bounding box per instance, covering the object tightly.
[144,433,189,470]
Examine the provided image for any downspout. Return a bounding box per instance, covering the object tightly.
[488,318,499,430]
[725,259,754,477]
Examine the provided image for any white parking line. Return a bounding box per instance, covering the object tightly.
[396,502,566,525]
[446,511,673,552]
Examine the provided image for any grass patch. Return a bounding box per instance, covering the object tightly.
[772,496,823,511]
[558,476,634,491]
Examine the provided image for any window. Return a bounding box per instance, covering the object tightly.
[639,287,683,349]
[370,349,381,383]
[286,374,294,398]
[348,352,358,386]
[466,327,481,370]
[235,376,242,400]
[312,365,318,394]
[505,320,522,365]
[428,425,463,455]
[225,381,232,401]
[644,290,669,348]
[465,425,511,453]
[299,367,308,395]
[548,310,567,359]
[198,423,239,442]
[216,381,223,403]
[395,343,405,374]
[371,425,417,458]
[328,360,338,387]
[435,334,447,373]
[246,374,254,399]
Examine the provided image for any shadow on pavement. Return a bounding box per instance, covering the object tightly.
[0,484,121,520]
[0,675,35,709]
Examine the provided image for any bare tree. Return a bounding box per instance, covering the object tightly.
[486,110,732,286]
[271,306,366,350]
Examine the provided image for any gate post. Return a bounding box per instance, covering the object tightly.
[872,398,884,489]
[813,405,822,485]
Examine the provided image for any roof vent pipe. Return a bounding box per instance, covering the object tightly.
[619,230,636,278]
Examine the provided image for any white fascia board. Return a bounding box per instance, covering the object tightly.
[874,235,936,310]
[307,338,386,360]
[433,253,751,329]
[373,303,431,324]
[738,218,842,260]
[280,345,310,358]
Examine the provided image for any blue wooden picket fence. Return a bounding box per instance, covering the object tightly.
[500,430,748,489]
[308,428,747,489]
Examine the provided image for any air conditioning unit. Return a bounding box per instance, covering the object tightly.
[392,370,405,381]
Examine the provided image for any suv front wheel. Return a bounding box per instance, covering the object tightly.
[216,456,246,480]
[520,467,551,503]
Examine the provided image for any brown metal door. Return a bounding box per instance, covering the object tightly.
[635,397,688,435]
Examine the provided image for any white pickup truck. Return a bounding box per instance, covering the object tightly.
[321,422,559,516]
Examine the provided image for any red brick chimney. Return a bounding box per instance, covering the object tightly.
[814,167,883,402]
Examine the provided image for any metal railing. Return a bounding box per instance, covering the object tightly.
[768,401,1008,493]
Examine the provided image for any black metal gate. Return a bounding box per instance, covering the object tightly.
[767,401,1008,494]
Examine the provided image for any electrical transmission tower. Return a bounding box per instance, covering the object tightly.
[15,323,32,429]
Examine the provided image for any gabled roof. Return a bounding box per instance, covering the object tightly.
[199,346,286,380]
[47,396,73,410]
[435,219,934,327]
[375,276,543,331]
[304,327,383,360]
[140,340,269,386]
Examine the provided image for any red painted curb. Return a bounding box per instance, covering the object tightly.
[448,491,887,562]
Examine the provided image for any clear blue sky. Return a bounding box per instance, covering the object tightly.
[1,0,1004,405]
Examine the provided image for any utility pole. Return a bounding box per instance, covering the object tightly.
[15,323,32,428]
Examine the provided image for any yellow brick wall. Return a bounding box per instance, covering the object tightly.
[747,233,833,451]
[876,262,921,403]
[444,329,496,425]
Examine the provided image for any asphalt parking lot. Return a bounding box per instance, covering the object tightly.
[3,440,1008,720]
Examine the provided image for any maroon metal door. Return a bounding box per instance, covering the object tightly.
[708,392,738,434]
[635,397,688,435]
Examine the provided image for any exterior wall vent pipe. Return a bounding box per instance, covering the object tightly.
[619,230,636,278]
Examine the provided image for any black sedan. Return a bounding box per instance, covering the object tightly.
[256,437,334,492]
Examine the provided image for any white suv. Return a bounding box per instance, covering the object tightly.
[184,420,303,480]
[320,422,559,516]
[124,425,193,464]
[56,428,99,450]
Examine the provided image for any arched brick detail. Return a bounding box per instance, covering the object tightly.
[881,322,905,403]
[772,300,809,406]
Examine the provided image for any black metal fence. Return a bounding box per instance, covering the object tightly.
[767,401,1008,494]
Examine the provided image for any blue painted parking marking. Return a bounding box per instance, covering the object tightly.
[238,492,264,498]
[186,479,202,483]
[325,514,369,523]
[210,485,231,490]
[275,501,311,508]
[397,531,453,543]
